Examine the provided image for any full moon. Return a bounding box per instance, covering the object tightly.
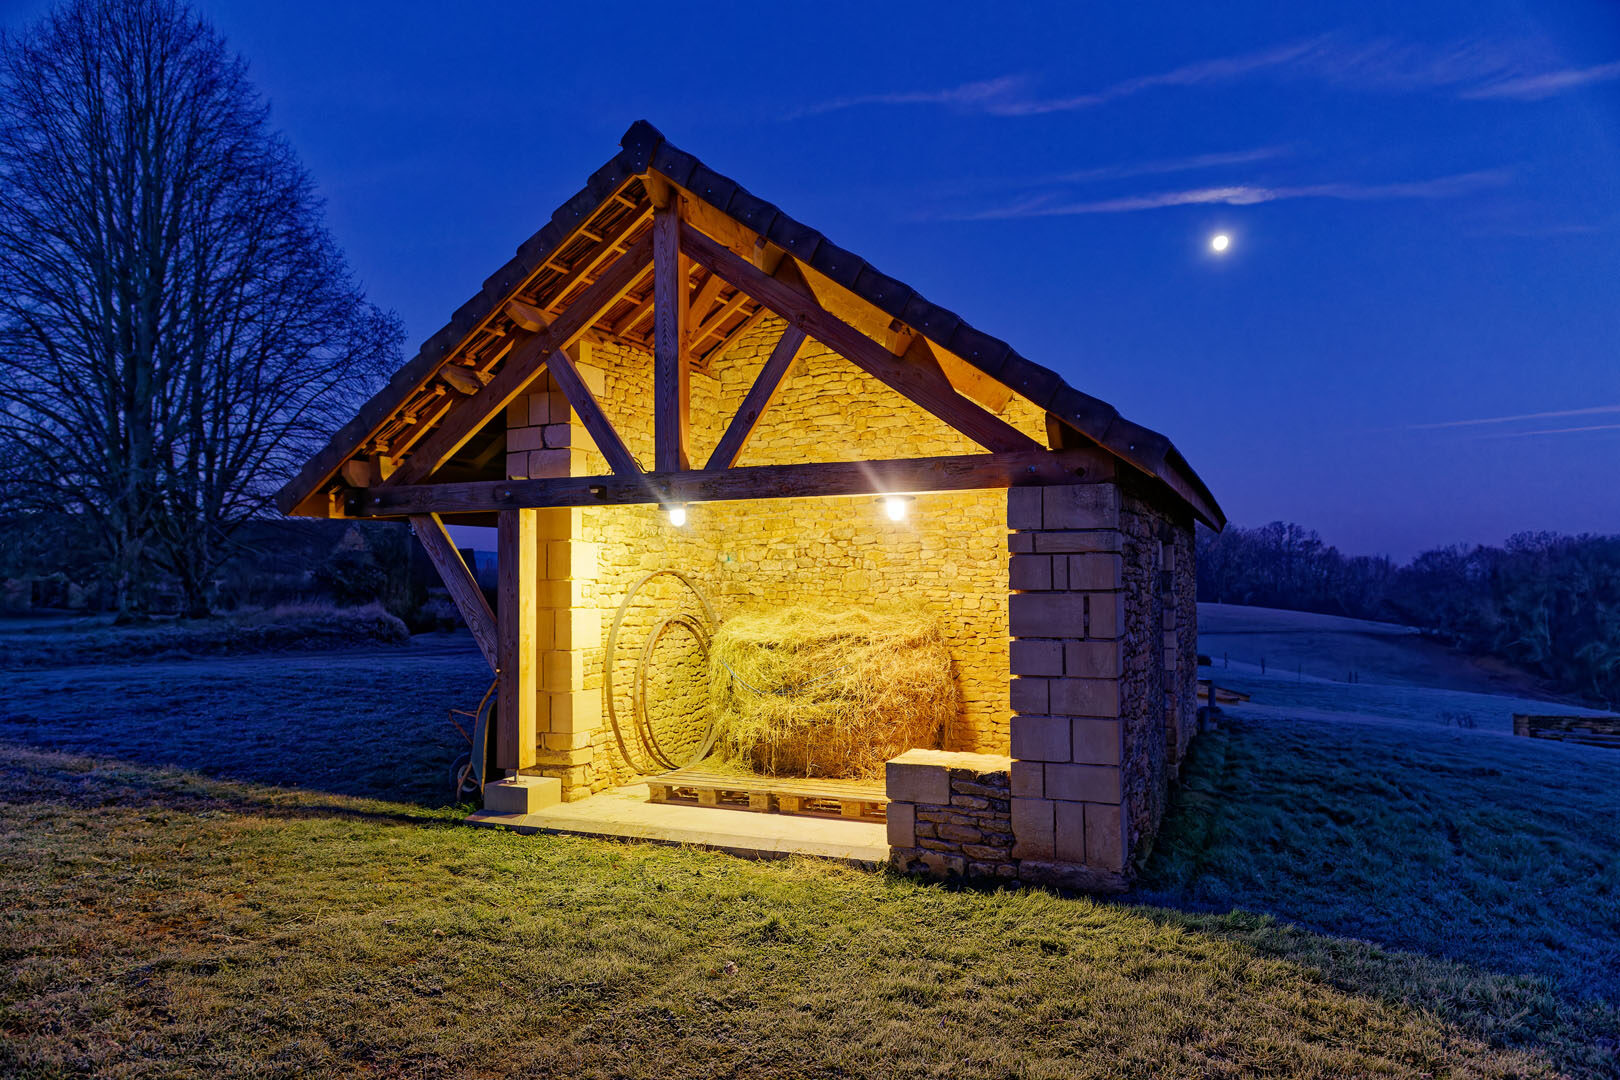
[1210,233,1231,253]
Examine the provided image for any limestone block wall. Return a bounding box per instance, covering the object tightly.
[503,319,1049,798]
[1003,481,1135,890]
[995,477,1199,888]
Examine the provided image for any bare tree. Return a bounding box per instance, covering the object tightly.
[0,0,398,617]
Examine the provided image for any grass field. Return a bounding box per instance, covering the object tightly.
[1,611,1617,1077]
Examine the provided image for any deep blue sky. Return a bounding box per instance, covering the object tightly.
[5,0,1618,557]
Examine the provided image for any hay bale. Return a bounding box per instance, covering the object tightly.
[709,603,956,780]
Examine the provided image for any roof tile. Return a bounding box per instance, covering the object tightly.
[900,295,960,343]
[550,187,601,234]
[853,265,912,317]
[1000,355,1065,410]
[809,238,862,289]
[946,324,1010,378]
[767,214,822,261]
[726,188,779,235]
[1049,385,1120,439]
[618,120,664,172]
[585,157,631,202]
[482,255,527,296]
[651,144,699,187]
[686,164,737,212]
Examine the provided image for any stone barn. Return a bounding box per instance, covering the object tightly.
[278,122,1224,891]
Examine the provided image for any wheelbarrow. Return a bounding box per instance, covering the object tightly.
[448,676,499,802]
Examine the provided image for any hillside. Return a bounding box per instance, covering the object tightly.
[1199,602,1601,707]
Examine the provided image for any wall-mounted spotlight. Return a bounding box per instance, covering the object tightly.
[879,494,914,522]
[665,503,687,527]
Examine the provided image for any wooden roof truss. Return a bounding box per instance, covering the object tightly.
[281,122,1223,531]
[341,188,1099,519]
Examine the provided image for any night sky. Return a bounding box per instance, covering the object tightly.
[5,0,1618,557]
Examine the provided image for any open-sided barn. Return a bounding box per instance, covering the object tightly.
[279,121,1224,890]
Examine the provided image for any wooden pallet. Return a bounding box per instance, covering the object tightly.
[647,764,887,821]
[1513,713,1620,749]
[1197,680,1250,705]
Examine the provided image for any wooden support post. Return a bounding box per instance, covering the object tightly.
[653,204,690,471]
[409,514,497,673]
[496,509,538,771]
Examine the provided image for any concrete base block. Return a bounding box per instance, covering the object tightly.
[483,776,562,814]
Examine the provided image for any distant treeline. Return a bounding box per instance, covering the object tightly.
[1197,522,1620,708]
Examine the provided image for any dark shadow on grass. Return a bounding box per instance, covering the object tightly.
[0,741,468,828]
[1118,901,1620,1079]
[1127,710,1620,1010]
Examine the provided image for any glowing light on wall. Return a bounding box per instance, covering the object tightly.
[666,504,687,527]
[882,495,913,522]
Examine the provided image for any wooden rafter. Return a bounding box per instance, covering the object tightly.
[547,343,640,475]
[686,269,726,337]
[704,325,806,471]
[384,234,655,487]
[409,514,497,672]
[688,288,751,352]
[382,389,454,459]
[677,227,1038,455]
[609,292,655,337]
[347,447,1111,516]
[538,204,652,314]
[652,205,690,471]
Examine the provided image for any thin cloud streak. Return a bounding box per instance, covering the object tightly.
[991,39,1327,116]
[1410,405,1620,430]
[1479,423,1620,439]
[784,75,1029,119]
[790,40,1323,119]
[950,169,1510,220]
[1039,146,1290,186]
[1462,59,1620,100]
[924,146,1292,201]
[790,35,1611,119]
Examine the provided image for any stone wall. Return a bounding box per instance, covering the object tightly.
[1003,480,1134,891]
[504,318,1049,797]
[996,476,1200,890]
[1118,484,1170,859]
[1166,518,1198,772]
[886,749,1016,880]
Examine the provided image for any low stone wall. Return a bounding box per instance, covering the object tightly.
[886,749,1015,880]
[885,748,1134,891]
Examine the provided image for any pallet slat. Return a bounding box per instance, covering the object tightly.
[646,763,887,820]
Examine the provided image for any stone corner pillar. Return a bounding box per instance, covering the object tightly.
[504,371,607,803]
[1004,481,1132,892]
